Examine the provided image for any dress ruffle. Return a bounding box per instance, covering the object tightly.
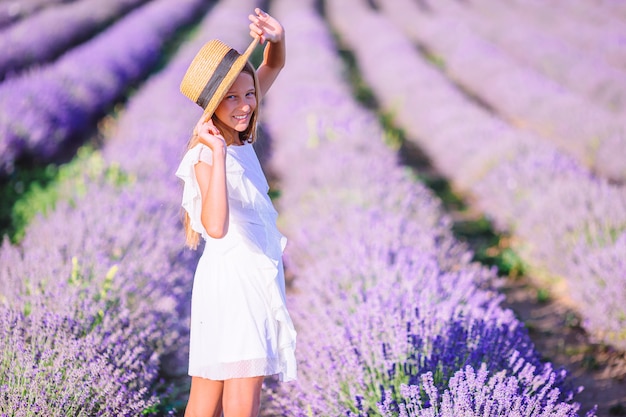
[175,144,245,239]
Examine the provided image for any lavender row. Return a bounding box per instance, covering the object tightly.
[0,0,205,175]
[259,1,590,415]
[594,1,626,20]
[428,1,626,117]
[496,0,626,70]
[0,0,75,29]
[480,0,626,74]
[0,182,182,416]
[374,0,625,183]
[556,0,626,25]
[0,0,258,414]
[327,0,626,352]
[0,0,150,80]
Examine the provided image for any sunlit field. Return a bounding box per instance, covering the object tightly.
[1,0,625,415]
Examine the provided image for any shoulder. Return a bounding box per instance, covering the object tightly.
[192,143,213,166]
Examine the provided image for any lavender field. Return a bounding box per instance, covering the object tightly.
[1,0,625,415]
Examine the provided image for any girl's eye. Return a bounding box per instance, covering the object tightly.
[246,92,256,97]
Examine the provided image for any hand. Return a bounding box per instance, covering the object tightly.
[194,117,226,152]
[248,8,284,44]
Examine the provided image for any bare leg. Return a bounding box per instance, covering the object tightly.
[222,376,264,417]
[184,376,224,417]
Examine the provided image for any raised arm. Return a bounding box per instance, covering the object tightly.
[249,8,285,97]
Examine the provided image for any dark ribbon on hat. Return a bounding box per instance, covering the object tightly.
[196,49,240,109]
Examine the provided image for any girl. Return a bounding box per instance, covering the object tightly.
[175,8,296,417]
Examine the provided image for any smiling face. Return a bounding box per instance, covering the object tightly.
[213,71,257,135]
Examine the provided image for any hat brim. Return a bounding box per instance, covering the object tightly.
[180,37,259,121]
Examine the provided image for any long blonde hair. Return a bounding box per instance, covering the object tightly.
[183,61,261,249]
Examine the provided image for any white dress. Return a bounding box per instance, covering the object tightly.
[175,142,297,382]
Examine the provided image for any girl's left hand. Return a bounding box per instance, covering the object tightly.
[249,8,284,44]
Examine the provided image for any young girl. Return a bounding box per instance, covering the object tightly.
[175,9,296,417]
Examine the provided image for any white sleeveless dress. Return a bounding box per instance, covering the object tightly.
[175,142,297,382]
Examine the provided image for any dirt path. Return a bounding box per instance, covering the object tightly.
[501,276,626,416]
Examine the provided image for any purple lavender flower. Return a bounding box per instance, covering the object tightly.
[258,0,593,415]
[0,0,74,30]
[0,0,206,174]
[0,0,150,80]
[326,0,626,351]
[0,0,258,414]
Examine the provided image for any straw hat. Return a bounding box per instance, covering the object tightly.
[180,37,259,120]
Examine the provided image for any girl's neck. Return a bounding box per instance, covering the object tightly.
[225,131,243,146]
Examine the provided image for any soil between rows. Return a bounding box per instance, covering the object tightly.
[500,276,626,416]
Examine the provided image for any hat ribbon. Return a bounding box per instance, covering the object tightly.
[196,49,240,109]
